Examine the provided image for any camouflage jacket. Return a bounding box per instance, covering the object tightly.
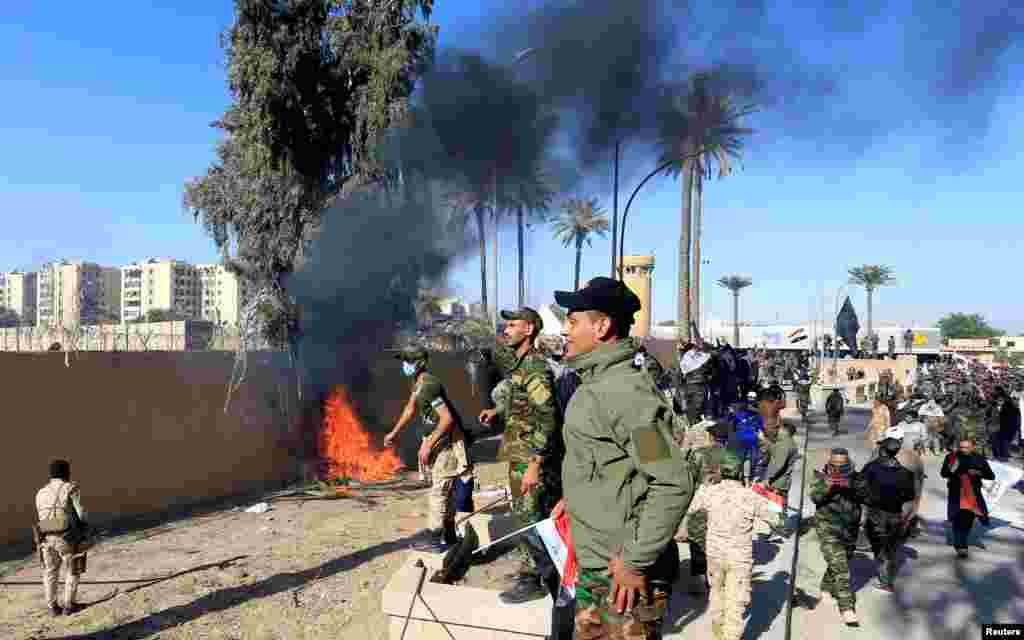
[809,470,865,543]
[497,346,560,465]
[688,479,773,564]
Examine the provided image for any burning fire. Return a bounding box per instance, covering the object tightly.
[319,386,402,483]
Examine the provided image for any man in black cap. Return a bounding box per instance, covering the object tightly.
[384,346,474,553]
[34,459,89,616]
[549,277,694,640]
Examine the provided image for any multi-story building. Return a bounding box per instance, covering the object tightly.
[36,261,121,327]
[196,263,247,326]
[0,271,37,324]
[120,259,201,323]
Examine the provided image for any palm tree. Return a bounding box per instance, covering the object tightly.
[717,275,753,346]
[552,198,610,291]
[659,72,756,342]
[445,185,494,320]
[501,167,553,307]
[848,264,896,338]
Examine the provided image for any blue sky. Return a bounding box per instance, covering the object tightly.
[2,2,1023,331]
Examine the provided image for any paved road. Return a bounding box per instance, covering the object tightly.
[664,400,1024,640]
[790,406,1024,640]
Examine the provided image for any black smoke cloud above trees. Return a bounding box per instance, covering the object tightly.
[282,0,1022,413]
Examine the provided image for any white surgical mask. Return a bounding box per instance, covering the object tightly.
[401,362,417,377]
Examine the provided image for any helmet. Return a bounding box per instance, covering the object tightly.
[717,447,743,480]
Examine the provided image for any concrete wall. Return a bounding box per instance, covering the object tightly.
[0,350,491,548]
[0,351,304,546]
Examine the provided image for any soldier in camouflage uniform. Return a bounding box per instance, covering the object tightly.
[810,448,864,626]
[676,422,732,595]
[385,347,473,553]
[688,447,774,640]
[478,307,561,604]
[755,387,797,534]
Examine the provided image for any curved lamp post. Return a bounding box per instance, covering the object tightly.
[617,149,709,279]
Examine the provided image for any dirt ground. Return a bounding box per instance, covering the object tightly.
[0,450,521,640]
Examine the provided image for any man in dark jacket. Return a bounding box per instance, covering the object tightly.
[826,388,846,436]
[860,427,917,593]
[995,391,1021,461]
[939,436,995,558]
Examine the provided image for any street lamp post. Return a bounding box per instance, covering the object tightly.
[831,285,847,381]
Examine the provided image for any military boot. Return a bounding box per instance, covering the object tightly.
[412,528,453,553]
[498,572,547,604]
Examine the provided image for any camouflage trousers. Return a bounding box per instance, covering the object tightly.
[865,510,902,586]
[818,536,856,611]
[509,462,552,574]
[707,557,751,640]
[574,567,670,640]
[41,536,82,608]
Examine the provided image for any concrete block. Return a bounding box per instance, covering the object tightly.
[383,559,552,639]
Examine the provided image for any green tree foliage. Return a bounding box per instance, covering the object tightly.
[659,72,755,341]
[129,309,190,324]
[184,0,438,344]
[552,198,609,290]
[936,312,1004,340]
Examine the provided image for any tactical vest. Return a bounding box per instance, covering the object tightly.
[36,481,84,538]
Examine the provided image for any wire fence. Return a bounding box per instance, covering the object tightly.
[0,322,278,353]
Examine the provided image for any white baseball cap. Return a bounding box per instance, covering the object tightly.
[879,426,905,442]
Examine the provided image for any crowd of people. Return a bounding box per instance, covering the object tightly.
[382,275,954,639]
[29,277,1019,637]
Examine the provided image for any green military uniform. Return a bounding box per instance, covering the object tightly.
[760,420,798,530]
[796,377,813,422]
[562,340,694,639]
[494,308,562,603]
[396,347,472,552]
[810,460,864,613]
[499,346,560,562]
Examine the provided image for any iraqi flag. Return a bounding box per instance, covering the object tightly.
[788,328,808,344]
[751,483,786,513]
[535,513,577,597]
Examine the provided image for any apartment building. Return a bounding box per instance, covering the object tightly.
[0,271,37,324]
[36,261,121,327]
[196,263,247,326]
[121,259,201,323]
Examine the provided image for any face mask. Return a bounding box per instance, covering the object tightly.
[401,362,417,377]
[826,463,853,477]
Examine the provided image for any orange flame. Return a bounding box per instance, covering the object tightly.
[319,386,402,482]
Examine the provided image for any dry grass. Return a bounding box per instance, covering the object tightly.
[0,455,518,640]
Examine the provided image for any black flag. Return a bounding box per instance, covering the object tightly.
[835,297,860,353]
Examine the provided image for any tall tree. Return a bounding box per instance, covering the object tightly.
[847,264,896,337]
[658,72,755,342]
[936,312,1004,341]
[500,167,553,307]
[184,0,438,345]
[445,185,493,319]
[552,198,610,291]
[717,274,752,346]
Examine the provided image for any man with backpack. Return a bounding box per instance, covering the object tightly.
[34,460,90,616]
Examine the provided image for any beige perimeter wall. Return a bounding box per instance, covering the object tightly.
[0,351,306,547]
[0,350,491,548]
